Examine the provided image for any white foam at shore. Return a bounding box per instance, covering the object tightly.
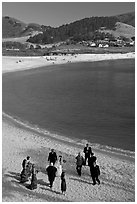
[3,111,135,159]
[2,53,135,158]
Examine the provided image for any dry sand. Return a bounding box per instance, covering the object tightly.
[2,53,135,202]
[2,52,135,73]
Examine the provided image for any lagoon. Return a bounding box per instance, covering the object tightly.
[2,59,135,152]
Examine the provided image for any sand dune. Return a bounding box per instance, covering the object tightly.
[2,53,135,202]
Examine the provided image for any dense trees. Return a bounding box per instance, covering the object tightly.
[2,41,26,49]
[3,12,135,44]
[27,16,119,44]
[26,12,135,45]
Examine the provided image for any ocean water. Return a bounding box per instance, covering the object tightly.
[2,59,135,154]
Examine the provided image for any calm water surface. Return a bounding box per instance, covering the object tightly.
[3,59,135,151]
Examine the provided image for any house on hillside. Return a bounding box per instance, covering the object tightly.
[103,44,109,48]
[89,42,96,47]
[129,41,135,46]
[98,43,109,48]
[98,44,103,48]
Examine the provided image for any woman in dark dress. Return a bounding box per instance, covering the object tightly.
[29,164,38,190]
[61,171,66,195]
[26,161,33,178]
[20,160,29,183]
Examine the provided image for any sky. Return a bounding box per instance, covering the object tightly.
[2,1,135,27]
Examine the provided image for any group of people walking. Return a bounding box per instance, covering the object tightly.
[76,143,100,185]
[20,144,100,194]
[20,149,67,194]
[47,149,66,194]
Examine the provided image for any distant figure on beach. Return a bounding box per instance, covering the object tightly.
[20,161,29,183]
[61,171,66,195]
[22,156,30,169]
[56,155,63,177]
[59,155,63,164]
[46,162,57,189]
[83,144,92,165]
[88,152,98,183]
[29,164,38,190]
[88,152,96,167]
[75,152,84,176]
[48,149,57,165]
[26,161,33,178]
[91,162,100,185]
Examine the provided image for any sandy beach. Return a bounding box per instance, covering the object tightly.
[2,52,135,73]
[2,53,135,202]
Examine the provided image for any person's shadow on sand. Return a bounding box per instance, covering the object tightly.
[4,171,29,190]
[5,171,21,182]
[6,172,36,190]
[70,177,92,185]
[40,187,61,195]
[5,171,31,190]
[6,171,65,194]
[37,179,49,187]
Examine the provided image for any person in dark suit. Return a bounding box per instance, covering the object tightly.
[75,152,84,176]
[88,152,97,174]
[46,162,57,189]
[91,162,100,185]
[48,149,57,165]
[83,144,92,165]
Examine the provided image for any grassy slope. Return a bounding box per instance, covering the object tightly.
[99,22,135,39]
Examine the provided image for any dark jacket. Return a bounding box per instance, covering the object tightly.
[88,156,97,167]
[84,147,92,157]
[76,155,84,166]
[92,164,100,177]
[48,152,57,163]
[22,159,27,169]
[95,165,100,176]
[46,166,57,181]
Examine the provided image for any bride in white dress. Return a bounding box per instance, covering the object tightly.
[56,155,63,177]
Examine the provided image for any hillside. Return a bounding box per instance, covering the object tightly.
[2,16,26,38]
[27,12,135,44]
[116,12,135,27]
[2,16,51,38]
[2,12,135,46]
[98,22,135,39]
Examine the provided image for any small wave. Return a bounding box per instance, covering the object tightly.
[90,143,134,159]
[2,112,78,144]
[76,140,135,159]
[2,112,135,159]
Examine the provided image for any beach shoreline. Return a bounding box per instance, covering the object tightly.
[2,52,135,73]
[2,53,135,202]
[2,111,135,161]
